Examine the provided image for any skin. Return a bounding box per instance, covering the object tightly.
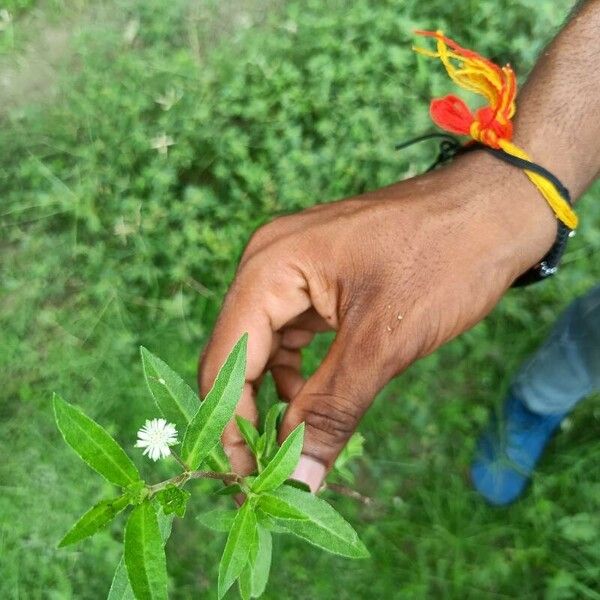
[199,0,600,491]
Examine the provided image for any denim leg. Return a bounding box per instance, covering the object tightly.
[512,283,600,415]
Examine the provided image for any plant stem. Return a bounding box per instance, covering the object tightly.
[322,483,374,506]
[147,469,243,497]
[187,470,243,486]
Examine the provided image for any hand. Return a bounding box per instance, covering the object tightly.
[198,150,556,491]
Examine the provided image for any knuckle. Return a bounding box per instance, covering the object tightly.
[301,392,358,448]
[243,217,285,258]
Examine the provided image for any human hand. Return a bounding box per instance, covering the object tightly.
[198,151,556,491]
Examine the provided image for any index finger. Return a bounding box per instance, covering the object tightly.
[198,262,311,475]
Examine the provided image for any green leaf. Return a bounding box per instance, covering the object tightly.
[235,415,260,453]
[124,502,168,600]
[257,493,306,520]
[108,508,172,600]
[237,525,272,599]
[334,432,364,470]
[215,483,243,497]
[262,402,286,460]
[250,527,272,598]
[197,508,238,532]
[140,347,199,429]
[218,502,257,599]
[331,432,364,483]
[260,486,368,559]
[251,423,304,493]
[284,479,311,493]
[107,557,135,600]
[53,394,141,488]
[59,495,129,548]
[182,334,247,470]
[238,567,252,600]
[255,510,289,534]
[156,484,191,518]
[140,347,230,473]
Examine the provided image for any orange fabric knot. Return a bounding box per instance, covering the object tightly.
[429,97,514,149]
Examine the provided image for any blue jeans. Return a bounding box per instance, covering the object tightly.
[512,284,600,415]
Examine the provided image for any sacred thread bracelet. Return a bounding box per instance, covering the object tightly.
[397,30,577,287]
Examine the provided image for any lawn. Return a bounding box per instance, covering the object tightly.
[1,0,599,598]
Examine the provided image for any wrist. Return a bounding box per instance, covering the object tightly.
[454,150,558,283]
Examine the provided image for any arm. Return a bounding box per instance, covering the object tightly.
[198,0,600,491]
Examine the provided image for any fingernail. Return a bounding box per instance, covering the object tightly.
[291,454,326,493]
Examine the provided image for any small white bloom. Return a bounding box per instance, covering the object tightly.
[135,418,178,461]
[150,133,175,155]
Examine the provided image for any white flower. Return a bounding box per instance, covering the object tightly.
[150,133,175,155]
[135,418,178,461]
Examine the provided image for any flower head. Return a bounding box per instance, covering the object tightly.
[135,418,178,461]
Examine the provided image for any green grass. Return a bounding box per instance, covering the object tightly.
[1,0,599,598]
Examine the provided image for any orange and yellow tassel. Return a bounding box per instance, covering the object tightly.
[413,30,578,230]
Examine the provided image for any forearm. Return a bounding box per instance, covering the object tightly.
[515,0,600,200]
[458,1,600,280]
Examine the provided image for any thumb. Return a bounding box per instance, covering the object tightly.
[278,327,387,492]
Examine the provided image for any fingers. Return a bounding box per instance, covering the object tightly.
[278,325,390,492]
[269,347,305,401]
[199,261,311,475]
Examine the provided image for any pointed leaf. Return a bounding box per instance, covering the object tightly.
[334,432,364,470]
[255,510,289,534]
[215,483,243,497]
[237,524,272,599]
[251,423,304,493]
[107,557,135,600]
[140,348,230,472]
[140,347,199,428]
[59,495,129,547]
[197,508,238,532]
[250,527,272,597]
[108,508,172,600]
[262,402,286,460]
[218,503,257,599]
[257,493,306,520]
[238,566,252,600]
[124,502,168,600]
[53,394,140,488]
[182,334,247,470]
[260,486,368,559]
[235,415,260,453]
[284,479,311,493]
